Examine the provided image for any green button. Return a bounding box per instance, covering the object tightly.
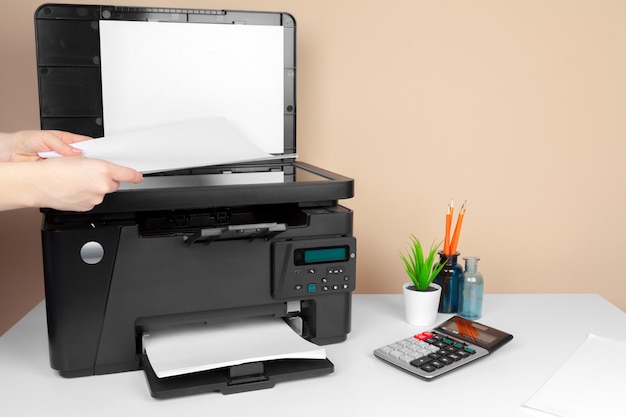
[307,283,317,293]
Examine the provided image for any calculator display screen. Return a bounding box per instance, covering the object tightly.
[436,316,513,352]
[442,321,497,344]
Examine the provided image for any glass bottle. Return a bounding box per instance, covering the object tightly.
[459,256,484,320]
[434,251,462,313]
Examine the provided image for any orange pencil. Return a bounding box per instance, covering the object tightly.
[449,201,466,254]
[444,200,453,254]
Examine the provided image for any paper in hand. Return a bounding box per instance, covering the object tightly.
[39,117,293,174]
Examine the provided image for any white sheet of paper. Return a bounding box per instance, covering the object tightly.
[142,317,327,378]
[523,333,626,417]
[99,19,284,154]
[39,117,294,174]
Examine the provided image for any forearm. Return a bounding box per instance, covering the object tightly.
[0,132,15,162]
[0,162,41,210]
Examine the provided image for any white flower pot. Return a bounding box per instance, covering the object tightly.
[402,282,442,327]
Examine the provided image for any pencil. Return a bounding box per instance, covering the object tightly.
[444,200,453,254]
[449,201,466,254]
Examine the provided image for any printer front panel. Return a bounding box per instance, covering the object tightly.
[42,204,356,377]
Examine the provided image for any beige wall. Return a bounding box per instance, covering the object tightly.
[2,0,626,335]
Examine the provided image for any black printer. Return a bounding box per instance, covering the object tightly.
[35,4,356,397]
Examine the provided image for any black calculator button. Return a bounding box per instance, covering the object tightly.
[420,364,437,373]
[410,357,432,367]
[430,361,445,369]
[428,353,443,360]
[456,350,471,359]
[447,353,462,362]
[439,357,454,365]
[428,336,443,345]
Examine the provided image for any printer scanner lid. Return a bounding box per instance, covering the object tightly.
[35,4,353,213]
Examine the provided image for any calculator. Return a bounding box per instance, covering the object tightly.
[373,316,513,380]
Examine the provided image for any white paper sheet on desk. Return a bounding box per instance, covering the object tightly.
[523,334,626,417]
[38,117,294,174]
[142,317,326,378]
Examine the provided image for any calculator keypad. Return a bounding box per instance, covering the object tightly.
[373,331,489,380]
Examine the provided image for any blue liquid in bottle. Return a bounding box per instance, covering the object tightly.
[459,256,484,320]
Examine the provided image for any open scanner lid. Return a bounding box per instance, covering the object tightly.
[35,4,353,214]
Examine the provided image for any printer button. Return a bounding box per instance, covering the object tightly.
[295,284,303,290]
[308,268,316,274]
[307,283,317,293]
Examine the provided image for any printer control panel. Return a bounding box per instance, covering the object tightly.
[272,237,356,300]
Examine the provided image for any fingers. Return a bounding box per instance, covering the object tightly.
[39,133,144,187]
[42,131,91,156]
[74,165,142,211]
[50,130,92,145]
[110,163,144,184]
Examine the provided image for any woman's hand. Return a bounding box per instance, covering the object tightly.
[0,130,89,162]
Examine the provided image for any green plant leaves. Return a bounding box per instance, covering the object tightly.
[400,235,444,291]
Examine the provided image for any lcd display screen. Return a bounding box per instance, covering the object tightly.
[294,246,349,265]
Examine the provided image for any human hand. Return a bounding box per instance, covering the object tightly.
[0,130,89,162]
[37,156,143,211]
[8,156,144,212]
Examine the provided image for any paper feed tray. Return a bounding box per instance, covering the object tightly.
[142,356,334,398]
[140,316,334,398]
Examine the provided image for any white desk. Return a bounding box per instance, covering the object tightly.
[1,294,625,416]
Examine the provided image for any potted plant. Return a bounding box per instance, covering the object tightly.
[400,235,446,326]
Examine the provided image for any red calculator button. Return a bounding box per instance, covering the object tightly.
[415,332,433,341]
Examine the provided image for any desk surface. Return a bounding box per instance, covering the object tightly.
[1,294,625,416]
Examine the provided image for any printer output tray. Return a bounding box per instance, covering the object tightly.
[142,355,334,398]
